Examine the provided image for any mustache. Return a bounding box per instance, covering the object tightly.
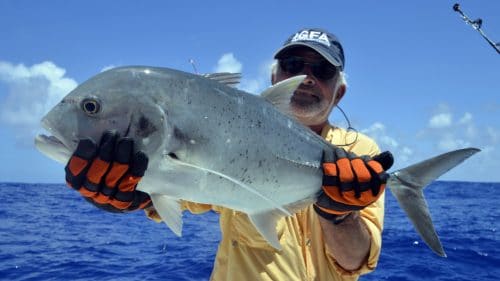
[296,84,315,91]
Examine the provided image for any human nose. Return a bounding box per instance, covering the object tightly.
[300,66,316,86]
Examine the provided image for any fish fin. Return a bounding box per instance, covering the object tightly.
[249,210,284,250]
[203,72,241,87]
[260,75,306,117]
[167,155,292,217]
[388,147,480,257]
[150,194,183,237]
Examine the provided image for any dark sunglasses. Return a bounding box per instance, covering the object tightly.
[278,56,338,81]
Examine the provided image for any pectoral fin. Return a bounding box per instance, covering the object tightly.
[249,210,284,250]
[150,194,183,237]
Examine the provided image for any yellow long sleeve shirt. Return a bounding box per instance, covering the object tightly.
[148,124,384,281]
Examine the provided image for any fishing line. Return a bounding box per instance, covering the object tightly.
[334,105,359,147]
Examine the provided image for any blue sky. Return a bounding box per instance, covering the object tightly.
[0,0,498,183]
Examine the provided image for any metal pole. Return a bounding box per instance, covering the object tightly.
[453,3,500,54]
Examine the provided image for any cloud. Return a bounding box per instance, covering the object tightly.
[425,107,480,151]
[410,104,500,181]
[419,104,478,152]
[213,53,273,95]
[486,126,499,143]
[239,60,274,94]
[214,53,242,73]
[0,61,77,145]
[361,122,413,165]
[459,112,472,124]
[437,134,471,150]
[429,112,452,128]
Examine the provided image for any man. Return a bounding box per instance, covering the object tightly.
[65,28,391,280]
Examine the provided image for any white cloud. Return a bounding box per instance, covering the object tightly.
[429,112,452,128]
[409,103,500,181]
[0,61,77,145]
[362,122,399,148]
[214,53,242,73]
[239,79,261,94]
[421,105,482,152]
[239,59,273,94]
[361,122,413,165]
[437,134,470,150]
[486,126,499,143]
[213,53,273,95]
[459,112,473,124]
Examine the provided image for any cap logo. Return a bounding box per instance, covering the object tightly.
[291,30,331,47]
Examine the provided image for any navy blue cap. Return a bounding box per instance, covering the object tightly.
[274,28,345,71]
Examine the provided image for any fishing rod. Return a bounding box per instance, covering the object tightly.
[453,3,500,54]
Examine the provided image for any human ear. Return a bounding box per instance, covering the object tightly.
[271,72,277,85]
[334,84,346,105]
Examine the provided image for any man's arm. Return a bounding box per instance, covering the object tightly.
[314,148,392,272]
[319,212,371,271]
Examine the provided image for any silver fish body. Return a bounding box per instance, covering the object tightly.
[35,66,479,255]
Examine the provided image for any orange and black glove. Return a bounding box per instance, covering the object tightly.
[314,148,393,224]
[65,131,152,213]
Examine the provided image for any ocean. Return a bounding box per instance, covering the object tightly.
[0,181,499,280]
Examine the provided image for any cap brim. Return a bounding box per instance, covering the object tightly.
[274,42,343,70]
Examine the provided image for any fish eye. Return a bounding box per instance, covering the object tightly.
[81,98,101,115]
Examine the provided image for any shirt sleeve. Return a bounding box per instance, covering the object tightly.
[144,200,213,222]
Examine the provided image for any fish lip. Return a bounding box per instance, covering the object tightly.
[35,134,66,149]
[39,117,76,151]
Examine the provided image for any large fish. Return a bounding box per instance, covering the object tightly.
[35,66,479,257]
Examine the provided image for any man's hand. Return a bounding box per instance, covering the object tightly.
[65,131,152,212]
[314,148,393,223]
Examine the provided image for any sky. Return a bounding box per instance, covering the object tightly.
[0,0,498,183]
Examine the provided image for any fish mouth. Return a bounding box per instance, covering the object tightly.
[34,134,68,154]
[34,117,76,164]
[35,134,66,148]
[37,117,77,152]
[34,134,73,164]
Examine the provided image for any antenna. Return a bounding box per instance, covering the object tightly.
[453,3,500,54]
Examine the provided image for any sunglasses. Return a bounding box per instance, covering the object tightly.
[278,56,338,81]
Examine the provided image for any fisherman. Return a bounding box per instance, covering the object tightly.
[65,27,391,280]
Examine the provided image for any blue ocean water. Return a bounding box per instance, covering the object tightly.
[0,181,499,280]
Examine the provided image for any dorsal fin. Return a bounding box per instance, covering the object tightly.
[203,72,241,87]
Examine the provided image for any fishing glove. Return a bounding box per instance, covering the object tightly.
[65,131,152,212]
[314,148,393,223]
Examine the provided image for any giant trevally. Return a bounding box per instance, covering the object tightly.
[35,66,479,256]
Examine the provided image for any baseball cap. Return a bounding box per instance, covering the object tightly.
[274,28,345,71]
